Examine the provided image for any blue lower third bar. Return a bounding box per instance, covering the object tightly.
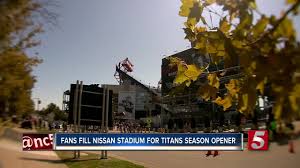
[54,133,243,151]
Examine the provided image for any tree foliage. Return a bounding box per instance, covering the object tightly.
[172,0,300,121]
[41,103,67,121]
[0,0,55,117]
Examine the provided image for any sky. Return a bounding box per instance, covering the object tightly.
[29,0,300,109]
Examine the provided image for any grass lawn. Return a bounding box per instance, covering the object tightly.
[56,151,144,168]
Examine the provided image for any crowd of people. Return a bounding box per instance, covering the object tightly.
[18,115,67,131]
[114,120,167,133]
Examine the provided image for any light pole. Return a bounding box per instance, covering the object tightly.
[33,98,41,111]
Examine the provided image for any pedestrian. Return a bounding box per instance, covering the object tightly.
[204,116,219,157]
[286,123,295,153]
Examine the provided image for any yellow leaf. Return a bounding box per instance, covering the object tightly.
[179,6,191,17]
[194,37,206,49]
[292,84,300,96]
[289,95,298,112]
[168,57,181,66]
[239,94,248,112]
[174,73,187,85]
[252,16,269,38]
[274,98,284,120]
[217,51,226,57]
[181,0,195,7]
[206,43,217,53]
[272,84,284,93]
[206,0,216,5]
[273,18,295,38]
[256,78,267,95]
[232,40,244,49]
[238,91,257,115]
[220,19,231,33]
[207,73,220,89]
[286,0,297,4]
[178,62,188,73]
[179,0,196,17]
[199,84,218,101]
[185,80,192,87]
[249,1,257,9]
[195,26,206,33]
[217,43,225,50]
[214,95,232,111]
[184,64,203,81]
[174,62,188,85]
[173,63,202,86]
[184,18,197,28]
[225,79,240,96]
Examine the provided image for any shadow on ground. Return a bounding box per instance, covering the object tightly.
[20,157,101,164]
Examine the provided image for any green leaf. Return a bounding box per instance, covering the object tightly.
[252,15,269,38]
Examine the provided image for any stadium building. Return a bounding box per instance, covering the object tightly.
[161,48,244,130]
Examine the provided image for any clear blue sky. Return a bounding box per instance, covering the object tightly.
[29,0,300,109]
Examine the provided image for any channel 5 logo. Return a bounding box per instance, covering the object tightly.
[248,130,268,151]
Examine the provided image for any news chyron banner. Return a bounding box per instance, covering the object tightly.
[23,131,271,151]
[54,133,243,151]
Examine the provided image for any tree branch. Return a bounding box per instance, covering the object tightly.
[249,0,300,45]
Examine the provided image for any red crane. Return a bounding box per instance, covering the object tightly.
[114,58,134,84]
[120,58,134,72]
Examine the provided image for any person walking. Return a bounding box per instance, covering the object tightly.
[204,116,219,157]
[286,123,295,153]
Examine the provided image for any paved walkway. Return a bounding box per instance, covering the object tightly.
[88,139,300,168]
[96,121,300,168]
[0,138,67,168]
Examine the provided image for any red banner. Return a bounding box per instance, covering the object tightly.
[22,134,53,151]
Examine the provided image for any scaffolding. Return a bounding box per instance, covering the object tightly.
[161,62,243,129]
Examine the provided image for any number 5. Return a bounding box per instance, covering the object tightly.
[251,131,265,149]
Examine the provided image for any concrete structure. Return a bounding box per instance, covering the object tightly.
[101,66,163,127]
